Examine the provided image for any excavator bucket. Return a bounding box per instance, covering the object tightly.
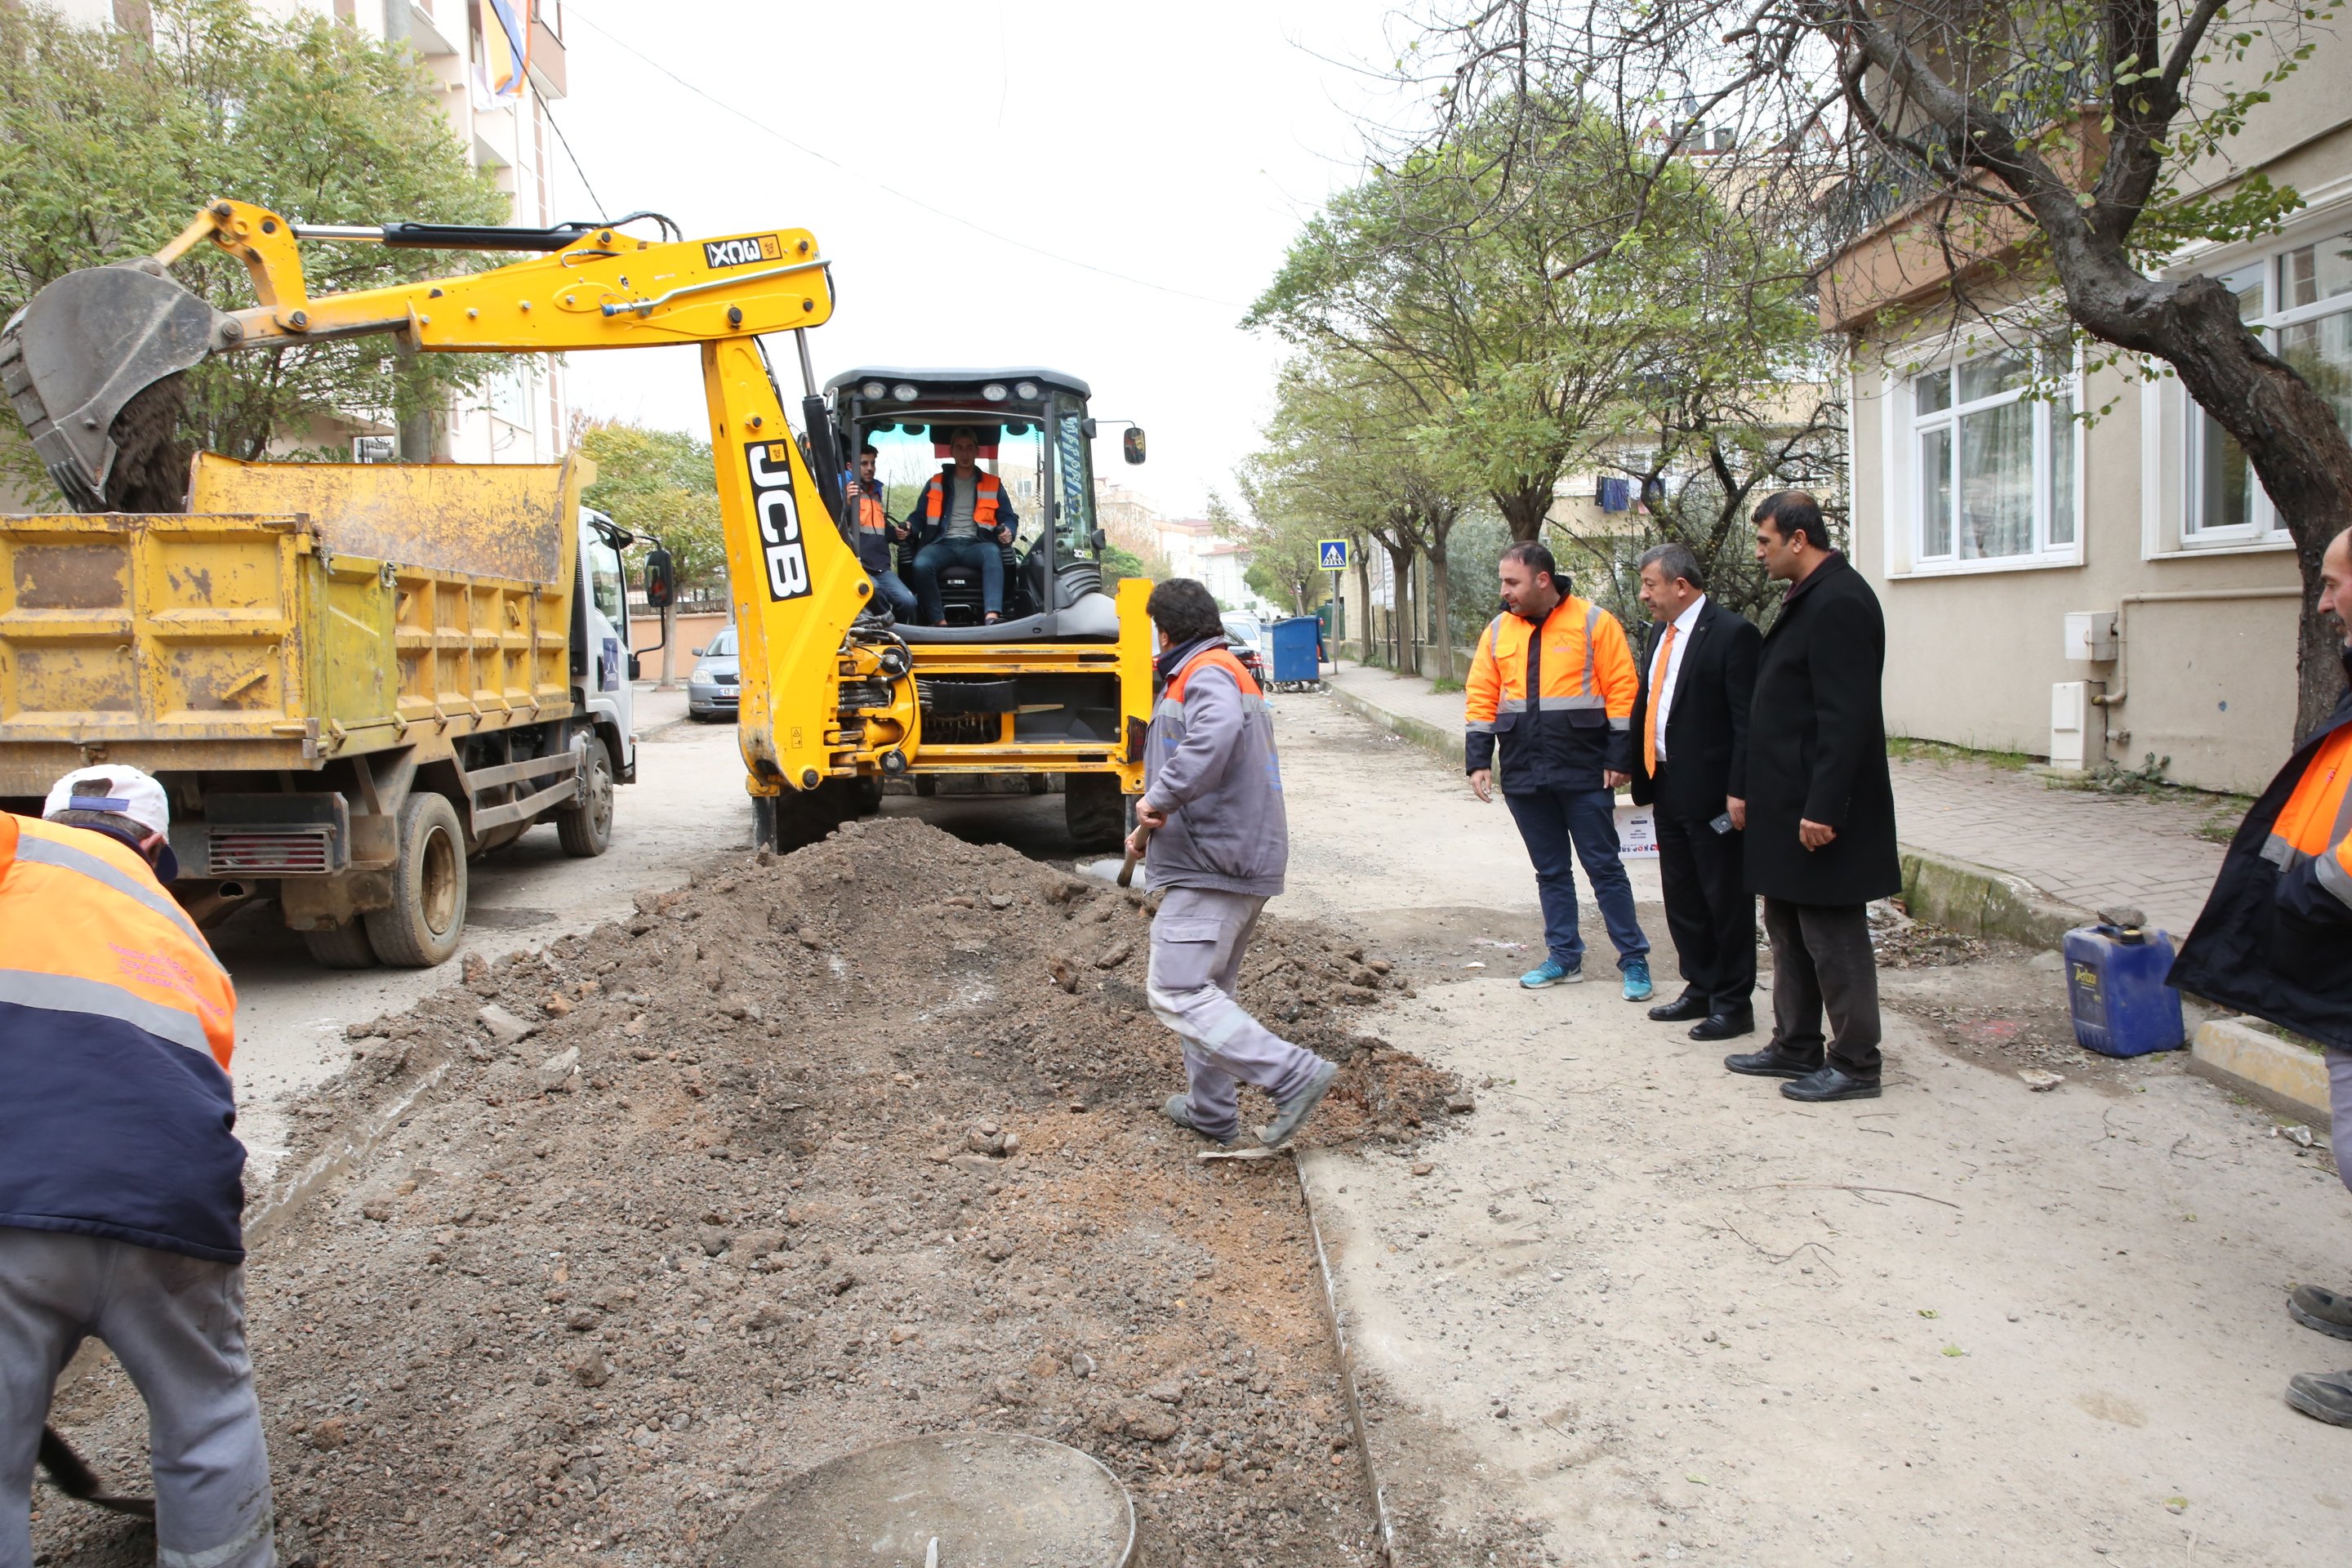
[0,262,235,511]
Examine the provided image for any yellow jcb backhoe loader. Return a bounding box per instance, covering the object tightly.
[1,201,1152,862]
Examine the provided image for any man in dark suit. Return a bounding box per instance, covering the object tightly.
[1629,543,1763,1040]
[1724,492,1901,1103]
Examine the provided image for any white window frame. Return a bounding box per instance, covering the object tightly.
[1891,345,2083,578]
[2180,224,2352,546]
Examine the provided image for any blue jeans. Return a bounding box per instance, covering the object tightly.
[1503,787,1650,972]
[868,568,918,621]
[909,537,1004,622]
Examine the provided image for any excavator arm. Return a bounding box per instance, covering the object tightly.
[0,199,915,807]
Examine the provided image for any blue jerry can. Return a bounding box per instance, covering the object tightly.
[2063,906,2186,1057]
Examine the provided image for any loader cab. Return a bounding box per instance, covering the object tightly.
[824,368,1119,642]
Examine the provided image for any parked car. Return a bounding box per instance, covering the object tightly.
[688,626,740,721]
[1221,615,1268,689]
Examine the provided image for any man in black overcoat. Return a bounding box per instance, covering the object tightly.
[1628,541,1763,1040]
[1723,492,1901,1102]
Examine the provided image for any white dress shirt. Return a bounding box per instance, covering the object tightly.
[1649,595,1707,761]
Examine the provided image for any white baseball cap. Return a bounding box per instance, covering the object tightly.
[43,764,177,879]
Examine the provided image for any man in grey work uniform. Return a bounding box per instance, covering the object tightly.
[1129,578,1339,1148]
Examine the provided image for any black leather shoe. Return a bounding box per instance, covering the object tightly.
[1781,1066,1882,1102]
[1724,1046,1821,1079]
[1648,992,1708,1022]
[1690,1009,1755,1041]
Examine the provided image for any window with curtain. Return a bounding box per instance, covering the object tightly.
[2188,226,2352,540]
[1909,346,2078,568]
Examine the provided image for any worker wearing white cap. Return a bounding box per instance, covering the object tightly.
[0,766,273,1568]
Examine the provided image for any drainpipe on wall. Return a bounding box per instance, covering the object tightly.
[2089,586,2302,743]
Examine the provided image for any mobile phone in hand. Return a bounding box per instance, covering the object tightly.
[1710,812,1735,835]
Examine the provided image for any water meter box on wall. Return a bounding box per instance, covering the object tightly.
[2063,910,2186,1057]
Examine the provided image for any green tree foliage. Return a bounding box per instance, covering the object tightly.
[1245,101,1764,546]
[0,0,511,501]
[577,421,728,597]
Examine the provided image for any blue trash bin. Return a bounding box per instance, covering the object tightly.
[1271,617,1323,686]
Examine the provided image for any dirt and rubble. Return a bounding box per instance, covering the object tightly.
[34,818,1462,1568]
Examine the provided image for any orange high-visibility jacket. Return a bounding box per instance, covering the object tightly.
[0,811,247,1261]
[918,468,1008,535]
[2172,646,2352,1049]
[1463,595,1639,792]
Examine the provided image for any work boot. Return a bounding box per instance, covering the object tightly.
[1258,1058,1340,1149]
[2290,1285,2352,1341]
[2286,1370,2352,1428]
[1520,959,1583,988]
[1781,1065,1882,1102]
[1161,1094,1238,1147]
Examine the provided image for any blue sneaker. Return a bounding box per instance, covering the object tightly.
[1520,959,1584,988]
[1621,957,1654,1002]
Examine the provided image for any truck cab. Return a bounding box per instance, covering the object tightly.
[577,507,639,786]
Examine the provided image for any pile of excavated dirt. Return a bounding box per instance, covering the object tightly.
[36,818,1461,1568]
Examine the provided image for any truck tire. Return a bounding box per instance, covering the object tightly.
[301,919,378,969]
[1064,773,1124,849]
[365,791,468,968]
[556,736,615,858]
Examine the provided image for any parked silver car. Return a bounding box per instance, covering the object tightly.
[688,626,739,721]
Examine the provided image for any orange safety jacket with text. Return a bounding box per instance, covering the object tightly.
[0,811,247,1261]
[2171,645,2352,1050]
[1463,595,1639,793]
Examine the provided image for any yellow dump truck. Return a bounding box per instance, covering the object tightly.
[0,452,641,967]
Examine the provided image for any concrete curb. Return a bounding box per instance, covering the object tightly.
[1325,679,1465,769]
[1897,848,2093,950]
[2187,1018,2335,1130]
[1294,1147,1401,1566]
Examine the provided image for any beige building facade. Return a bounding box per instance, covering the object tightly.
[1825,26,2348,793]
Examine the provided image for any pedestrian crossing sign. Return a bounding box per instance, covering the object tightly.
[1317,539,1349,571]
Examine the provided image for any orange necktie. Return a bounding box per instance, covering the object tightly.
[1645,622,1677,777]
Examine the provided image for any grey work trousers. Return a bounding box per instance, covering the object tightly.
[1147,885,1328,1141]
[0,1228,274,1568]
[1762,897,1884,1077]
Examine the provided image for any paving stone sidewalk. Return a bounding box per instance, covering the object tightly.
[1323,661,2233,940]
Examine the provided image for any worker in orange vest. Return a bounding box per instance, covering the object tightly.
[2172,525,2352,1428]
[1463,541,1654,999]
[844,442,919,622]
[904,425,1019,626]
[0,768,273,1568]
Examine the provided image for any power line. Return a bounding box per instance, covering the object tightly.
[531,82,607,219]
[559,2,1245,310]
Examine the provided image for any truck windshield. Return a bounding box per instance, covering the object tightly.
[858,418,1046,553]
[588,536,626,626]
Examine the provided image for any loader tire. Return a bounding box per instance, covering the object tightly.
[366,791,468,968]
[1064,773,1124,849]
[301,919,378,969]
[556,737,615,858]
[912,775,938,798]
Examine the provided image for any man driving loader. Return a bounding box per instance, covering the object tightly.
[904,425,1019,626]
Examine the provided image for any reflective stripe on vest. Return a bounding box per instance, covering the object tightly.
[923,470,1003,527]
[2262,726,2352,873]
[1166,645,1267,707]
[1,813,236,1069]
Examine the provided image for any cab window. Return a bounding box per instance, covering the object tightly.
[860,418,1048,552]
[588,536,626,626]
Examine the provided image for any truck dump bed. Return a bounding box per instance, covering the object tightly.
[0,455,581,796]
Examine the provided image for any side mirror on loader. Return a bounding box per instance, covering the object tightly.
[643,546,675,609]
[1122,427,1147,465]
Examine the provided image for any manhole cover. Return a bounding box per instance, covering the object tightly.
[712,1431,1135,1567]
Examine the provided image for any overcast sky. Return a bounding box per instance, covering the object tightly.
[546,1,1420,518]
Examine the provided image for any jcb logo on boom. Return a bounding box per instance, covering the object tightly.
[744,441,812,603]
[704,234,783,269]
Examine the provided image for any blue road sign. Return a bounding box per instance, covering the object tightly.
[1316,539,1350,571]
